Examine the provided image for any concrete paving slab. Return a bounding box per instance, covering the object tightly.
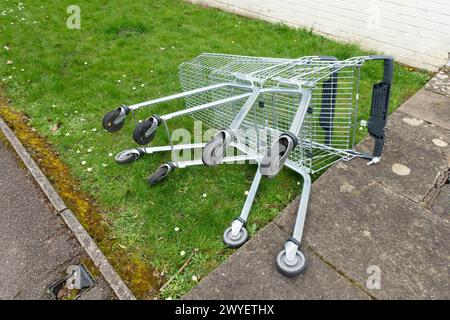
[277,163,449,299]
[184,223,370,300]
[353,130,448,203]
[432,185,450,217]
[425,69,450,98]
[0,140,114,300]
[386,111,450,156]
[398,89,450,130]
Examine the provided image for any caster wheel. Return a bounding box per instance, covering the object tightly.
[148,162,174,186]
[202,130,232,166]
[276,249,306,277]
[133,116,160,145]
[102,107,127,132]
[260,133,297,179]
[115,150,141,165]
[223,226,248,248]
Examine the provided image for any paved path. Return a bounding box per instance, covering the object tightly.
[0,139,113,299]
[185,71,450,300]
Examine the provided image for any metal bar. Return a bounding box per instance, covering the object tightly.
[128,83,252,110]
[288,91,312,135]
[238,168,262,222]
[231,166,262,237]
[260,88,303,95]
[161,92,253,121]
[174,154,262,168]
[141,143,206,154]
[291,167,311,243]
[229,89,261,131]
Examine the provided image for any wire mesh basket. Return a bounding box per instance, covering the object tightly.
[179,53,366,173]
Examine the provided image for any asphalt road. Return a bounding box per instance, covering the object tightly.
[0,139,113,299]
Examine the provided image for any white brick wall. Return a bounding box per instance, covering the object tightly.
[189,0,450,71]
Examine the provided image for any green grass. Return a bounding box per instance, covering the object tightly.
[0,0,429,298]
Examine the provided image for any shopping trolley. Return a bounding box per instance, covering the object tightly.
[102,53,393,276]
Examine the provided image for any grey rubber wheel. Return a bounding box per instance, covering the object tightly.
[202,133,226,166]
[115,150,140,165]
[260,135,293,179]
[102,108,125,132]
[276,249,306,277]
[223,226,248,248]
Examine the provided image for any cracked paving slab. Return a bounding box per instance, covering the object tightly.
[274,163,450,299]
[432,184,450,217]
[353,130,448,204]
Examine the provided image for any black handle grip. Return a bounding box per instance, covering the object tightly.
[367,56,394,158]
[370,55,394,84]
